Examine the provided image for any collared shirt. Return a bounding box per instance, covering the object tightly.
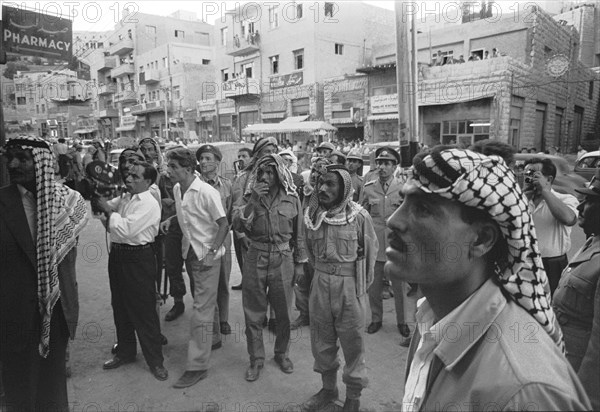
[199,174,232,218]
[17,184,37,242]
[174,176,226,261]
[529,189,579,257]
[107,190,160,245]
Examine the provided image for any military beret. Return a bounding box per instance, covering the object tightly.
[196,144,222,161]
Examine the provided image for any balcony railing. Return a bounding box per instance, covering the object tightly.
[98,56,117,72]
[95,108,119,118]
[98,83,116,95]
[111,63,135,78]
[140,69,160,85]
[130,100,170,115]
[114,90,137,103]
[226,33,260,57]
[109,38,134,56]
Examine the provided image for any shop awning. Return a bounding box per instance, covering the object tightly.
[116,124,136,132]
[281,115,310,123]
[262,112,286,120]
[73,129,97,134]
[243,121,337,134]
[367,113,398,121]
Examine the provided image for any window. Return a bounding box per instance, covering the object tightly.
[173,86,180,100]
[146,25,156,35]
[41,104,45,112]
[294,49,304,70]
[221,69,229,82]
[589,81,594,100]
[139,65,144,72]
[242,62,254,78]
[241,21,255,36]
[202,59,211,65]
[269,6,279,29]
[292,97,310,116]
[36,105,39,114]
[270,55,279,74]
[140,93,145,102]
[163,57,168,68]
[296,4,303,18]
[17,97,26,105]
[325,2,334,17]
[335,43,343,55]
[544,46,552,60]
[175,30,185,38]
[221,27,228,46]
[372,85,397,96]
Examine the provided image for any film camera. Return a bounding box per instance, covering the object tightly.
[524,169,537,184]
[80,161,124,214]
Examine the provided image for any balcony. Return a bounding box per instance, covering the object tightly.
[98,56,117,72]
[226,33,260,57]
[140,69,160,85]
[223,77,260,100]
[95,108,119,118]
[114,90,138,104]
[130,100,170,115]
[109,38,134,56]
[98,83,116,95]
[111,63,135,78]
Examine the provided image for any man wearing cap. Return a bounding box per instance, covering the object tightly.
[1,136,88,410]
[346,150,364,202]
[231,147,253,291]
[196,144,234,336]
[232,154,307,382]
[329,150,346,166]
[91,139,106,162]
[360,147,415,345]
[316,141,335,158]
[523,158,578,294]
[162,148,229,388]
[302,161,378,411]
[386,146,590,410]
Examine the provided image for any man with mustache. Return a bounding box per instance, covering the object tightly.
[302,162,378,412]
[385,146,591,410]
[232,154,307,382]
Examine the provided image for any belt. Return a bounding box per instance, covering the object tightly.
[314,261,355,276]
[111,242,154,251]
[543,254,567,261]
[250,241,291,252]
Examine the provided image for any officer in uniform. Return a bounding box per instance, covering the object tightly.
[359,147,415,345]
[346,150,364,202]
[315,142,335,158]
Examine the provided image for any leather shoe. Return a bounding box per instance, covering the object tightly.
[245,362,264,382]
[343,397,360,412]
[399,335,412,348]
[165,302,184,321]
[366,322,382,334]
[211,341,222,351]
[173,370,207,388]
[231,283,242,290]
[150,365,168,381]
[220,322,232,335]
[302,387,339,410]
[103,356,135,370]
[290,315,309,330]
[274,356,294,374]
[397,323,411,337]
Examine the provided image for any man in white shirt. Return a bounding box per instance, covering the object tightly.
[523,158,578,294]
[93,162,168,381]
[385,147,590,411]
[161,148,229,389]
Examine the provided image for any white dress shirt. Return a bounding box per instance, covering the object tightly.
[107,190,160,245]
[174,176,226,261]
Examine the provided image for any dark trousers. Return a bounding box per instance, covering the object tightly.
[543,254,568,296]
[2,303,69,412]
[108,245,164,368]
[164,222,186,299]
[233,232,247,275]
[294,261,314,318]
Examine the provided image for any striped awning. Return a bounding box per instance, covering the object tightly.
[367,113,398,121]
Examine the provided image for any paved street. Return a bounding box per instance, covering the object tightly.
[68,205,408,412]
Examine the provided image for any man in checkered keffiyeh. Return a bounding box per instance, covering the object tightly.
[387,146,591,411]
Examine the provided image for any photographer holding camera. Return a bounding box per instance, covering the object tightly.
[523,158,578,294]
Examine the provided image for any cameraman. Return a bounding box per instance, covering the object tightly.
[92,161,168,381]
[524,158,578,294]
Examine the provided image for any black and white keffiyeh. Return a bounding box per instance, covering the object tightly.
[410,147,563,348]
[6,136,88,357]
[244,154,297,197]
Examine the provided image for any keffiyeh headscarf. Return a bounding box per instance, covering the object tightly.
[244,154,297,197]
[6,136,88,357]
[305,163,363,231]
[278,149,299,173]
[138,137,165,174]
[410,147,562,348]
[118,147,145,180]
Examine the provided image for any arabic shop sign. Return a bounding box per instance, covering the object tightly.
[270,72,303,89]
[2,5,72,61]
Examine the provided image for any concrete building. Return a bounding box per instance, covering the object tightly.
[350,3,599,153]
[86,10,214,141]
[205,1,395,143]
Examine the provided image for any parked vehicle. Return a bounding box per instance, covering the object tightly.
[513,153,588,198]
[574,150,600,182]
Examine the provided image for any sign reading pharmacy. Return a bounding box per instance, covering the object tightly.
[2,5,72,60]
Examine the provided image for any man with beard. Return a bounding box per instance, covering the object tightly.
[302,162,378,412]
[1,136,88,411]
[233,154,307,382]
[385,146,590,410]
[303,162,379,411]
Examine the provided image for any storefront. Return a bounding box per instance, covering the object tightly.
[115,115,138,140]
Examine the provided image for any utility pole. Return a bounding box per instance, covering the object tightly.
[395,1,413,166]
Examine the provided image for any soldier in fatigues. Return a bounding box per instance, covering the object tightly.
[346,150,364,202]
[302,162,378,412]
[359,147,416,345]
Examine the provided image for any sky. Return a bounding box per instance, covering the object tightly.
[1,1,396,32]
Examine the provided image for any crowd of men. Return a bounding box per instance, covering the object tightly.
[0,134,598,411]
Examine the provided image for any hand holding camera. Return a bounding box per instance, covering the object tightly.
[524,169,551,193]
